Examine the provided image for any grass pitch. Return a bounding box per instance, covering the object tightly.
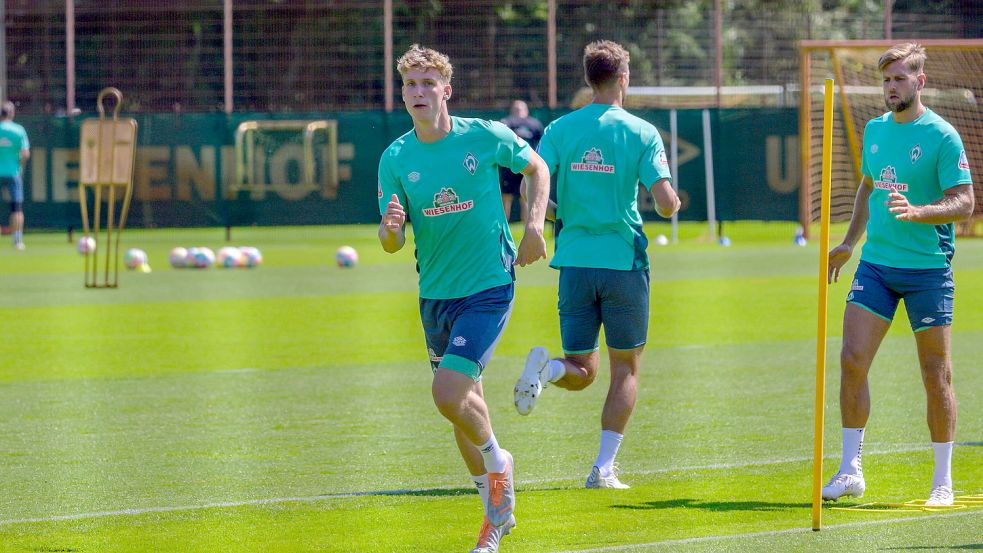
[0,222,980,552]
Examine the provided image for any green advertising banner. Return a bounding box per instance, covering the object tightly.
[14,108,799,230]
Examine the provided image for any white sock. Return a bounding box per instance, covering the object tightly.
[594,430,624,475]
[478,435,508,474]
[472,474,490,506]
[546,359,566,383]
[931,441,953,488]
[838,427,865,476]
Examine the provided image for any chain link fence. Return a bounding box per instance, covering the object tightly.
[6,1,981,114]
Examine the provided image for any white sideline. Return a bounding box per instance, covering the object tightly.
[550,509,983,553]
[0,444,963,527]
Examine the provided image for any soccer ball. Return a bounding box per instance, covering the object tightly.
[188,247,215,269]
[217,246,243,268]
[240,246,263,268]
[169,247,189,268]
[654,234,669,246]
[336,245,358,268]
[123,248,148,270]
[77,236,96,254]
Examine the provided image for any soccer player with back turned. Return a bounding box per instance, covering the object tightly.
[513,40,680,489]
[378,45,550,552]
[823,43,974,507]
[0,101,30,250]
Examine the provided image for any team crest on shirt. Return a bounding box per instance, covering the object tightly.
[873,165,907,192]
[958,150,971,170]
[463,152,479,175]
[909,144,922,164]
[571,147,615,173]
[657,150,669,167]
[423,187,474,217]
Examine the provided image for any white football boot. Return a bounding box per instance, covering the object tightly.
[924,485,954,506]
[585,465,630,489]
[514,347,549,415]
[821,472,866,501]
[470,514,516,553]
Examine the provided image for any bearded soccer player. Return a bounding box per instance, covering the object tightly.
[823,43,974,507]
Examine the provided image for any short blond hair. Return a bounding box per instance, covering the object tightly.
[878,43,926,73]
[397,44,453,83]
[583,40,629,89]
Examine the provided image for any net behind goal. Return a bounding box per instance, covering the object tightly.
[799,40,983,236]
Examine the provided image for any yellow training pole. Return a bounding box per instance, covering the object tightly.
[811,78,835,531]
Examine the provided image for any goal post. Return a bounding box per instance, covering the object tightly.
[799,39,983,238]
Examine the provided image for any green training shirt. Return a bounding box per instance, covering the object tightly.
[378,116,533,299]
[537,103,672,271]
[0,121,29,177]
[860,109,973,269]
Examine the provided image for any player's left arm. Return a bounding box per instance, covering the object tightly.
[887,184,975,224]
[515,150,549,267]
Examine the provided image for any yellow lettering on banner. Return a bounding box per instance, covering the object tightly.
[175,146,216,201]
[136,146,172,201]
[766,135,799,194]
[51,148,81,202]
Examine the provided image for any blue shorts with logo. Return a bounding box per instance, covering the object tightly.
[847,260,954,331]
[0,175,24,208]
[419,283,514,381]
[558,267,649,354]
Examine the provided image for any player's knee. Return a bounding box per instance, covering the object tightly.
[565,364,598,391]
[840,346,870,376]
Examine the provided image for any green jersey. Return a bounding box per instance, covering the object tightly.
[538,104,671,271]
[0,121,29,177]
[378,116,533,299]
[860,109,973,269]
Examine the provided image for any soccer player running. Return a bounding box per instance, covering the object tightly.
[822,43,974,507]
[513,40,680,489]
[0,101,30,250]
[378,44,550,552]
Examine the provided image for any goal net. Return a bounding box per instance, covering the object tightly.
[799,40,983,236]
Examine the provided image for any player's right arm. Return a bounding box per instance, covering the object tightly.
[378,156,406,253]
[379,194,406,253]
[828,175,872,283]
[650,178,680,218]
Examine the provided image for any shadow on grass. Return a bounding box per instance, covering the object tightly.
[880,546,983,551]
[610,498,811,512]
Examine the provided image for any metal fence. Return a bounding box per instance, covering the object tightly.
[5,1,982,115]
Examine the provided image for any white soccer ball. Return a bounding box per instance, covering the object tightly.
[655,234,669,246]
[123,248,148,270]
[188,247,215,269]
[217,246,243,268]
[239,246,263,268]
[77,236,96,254]
[169,247,189,268]
[336,245,358,268]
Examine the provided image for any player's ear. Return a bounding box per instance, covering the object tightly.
[916,73,926,90]
[444,84,452,101]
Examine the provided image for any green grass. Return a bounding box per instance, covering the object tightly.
[0,222,979,552]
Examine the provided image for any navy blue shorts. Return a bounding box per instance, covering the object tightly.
[0,175,23,209]
[847,260,954,331]
[419,283,514,381]
[558,267,649,353]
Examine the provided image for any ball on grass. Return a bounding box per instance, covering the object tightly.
[77,236,96,254]
[239,246,262,268]
[655,234,669,246]
[336,245,358,268]
[217,246,243,268]
[123,248,148,270]
[169,247,189,268]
